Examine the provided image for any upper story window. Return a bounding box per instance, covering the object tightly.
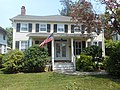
[16,23,32,32]
[36,24,50,33]
[20,23,28,32]
[74,26,80,33]
[54,24,68,33]
[3,34,6,40]
[57,24,64,33]
[40,24,47,32]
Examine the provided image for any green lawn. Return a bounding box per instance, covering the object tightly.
[0,72,120,90]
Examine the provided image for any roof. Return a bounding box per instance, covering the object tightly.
[10,15,72,23]
[0,26,6,34]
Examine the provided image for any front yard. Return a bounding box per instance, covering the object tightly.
[0,72,120,90]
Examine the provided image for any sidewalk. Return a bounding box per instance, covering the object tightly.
[57,70,108,76]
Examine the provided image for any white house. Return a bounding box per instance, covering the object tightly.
[0,27,7,54]
[10,6,105,72]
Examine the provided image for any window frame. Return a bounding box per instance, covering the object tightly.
[57,24,64,33]
[21,41,28,51]
[39,23,47,32]
[20,23,28,32]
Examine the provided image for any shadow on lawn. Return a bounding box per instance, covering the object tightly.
[90,74,120,84]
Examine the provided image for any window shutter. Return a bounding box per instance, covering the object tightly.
[47,24,51,32]
[15,41,19,49]
[47,42,52,56]
[29,23,32,32]
[65,24,68,33]
[36,24,39,32]
[81,25,85,34]
[16,23,20,32]
[54,24,57,32]
[71,25,74,33]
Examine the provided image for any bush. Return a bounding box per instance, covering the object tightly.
[2,50,24,73]
[22,45,48,73]
[82,45,102,62]
[76,54,94,72]
[106,41,120,77]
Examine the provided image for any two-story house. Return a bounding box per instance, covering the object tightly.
[0,27,7,54]
[10,6,105,72]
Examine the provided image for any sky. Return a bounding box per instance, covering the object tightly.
[0,0,105,28]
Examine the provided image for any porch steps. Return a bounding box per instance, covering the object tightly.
[54,62,75,73]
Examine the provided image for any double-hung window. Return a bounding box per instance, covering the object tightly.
[21,41,28,51]
[39,24,47,32]
[20,23,28,32]
[74,26,80,33]
[57,24,64,33]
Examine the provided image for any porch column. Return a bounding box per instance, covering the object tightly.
[71,38,74,62]
[1,45,4,54]
[102,28,105,57]
[29,37,32,47]
[52,38,55,70]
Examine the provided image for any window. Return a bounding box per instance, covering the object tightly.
[98,41,102,48]
[20,23,28,32]
[3,34,6,40]
[57,24,64,33]
[74,26,80,33]
[40,24,47,32]
[74,41,81,55]
[21,41,28,51]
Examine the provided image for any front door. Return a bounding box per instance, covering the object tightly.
[55,41,68,60]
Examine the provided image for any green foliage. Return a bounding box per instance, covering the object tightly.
[106,41,120,77]
[76,54,94,72]
[5,27,13,48]
[82,45,102,62]
[2,50,24,73]
[0,54,3,68]
[22,45,48,73]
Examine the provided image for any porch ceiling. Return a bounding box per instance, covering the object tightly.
[26,33,95,38]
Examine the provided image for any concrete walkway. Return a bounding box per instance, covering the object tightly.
[57,70,108,76]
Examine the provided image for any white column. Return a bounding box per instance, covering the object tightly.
[52,38,55,70]
[1,45,4,54]
[29,37,32,47]
[102,29,105,57]
[71,38,74,62]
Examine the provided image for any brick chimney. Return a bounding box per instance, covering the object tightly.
[21,6,26,15]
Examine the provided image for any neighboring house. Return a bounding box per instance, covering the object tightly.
[10,6,105,71]
[0,27,7,54]
[111,32,120,41]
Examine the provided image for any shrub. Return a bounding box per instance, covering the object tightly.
[22,45,48,73]
[106,41,120,77]
[76,54,94,72]
[2,50,24,73]
[82,45,102,62]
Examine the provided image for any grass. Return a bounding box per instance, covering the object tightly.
[0,72,120,90]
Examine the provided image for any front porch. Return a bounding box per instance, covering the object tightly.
[27,33,94,72]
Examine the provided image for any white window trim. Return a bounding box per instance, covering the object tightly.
[20,41,28,51]
[20,23,28,32]
[74,26,81,33]
[57,24,64,33]
[39,23,47,32]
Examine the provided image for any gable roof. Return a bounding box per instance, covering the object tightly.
[0,26,6,34]
[10,15,72,23]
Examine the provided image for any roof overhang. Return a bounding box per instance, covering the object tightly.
[26,33,95,39]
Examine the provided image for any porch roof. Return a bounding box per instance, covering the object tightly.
[26,33,95,38]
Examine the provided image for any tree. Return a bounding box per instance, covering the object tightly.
[70,0,102,34]
[96,0,120,35]
[5,27,13,48]
[59,0,74,16]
